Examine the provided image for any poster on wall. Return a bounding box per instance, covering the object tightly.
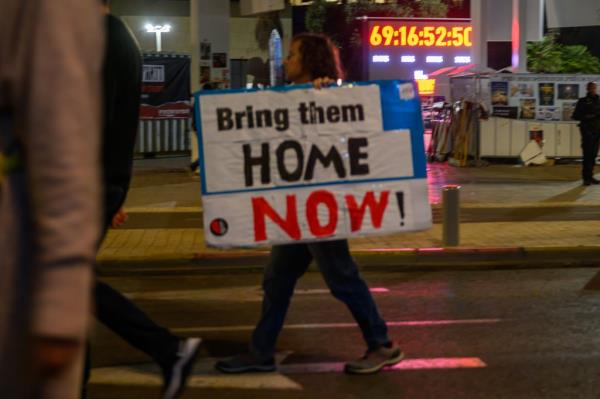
[562,102,577,121]
[491,81,509,105]
[536,107,561,121]
[510,83,534,97]
[538,83,555,105]
[492,106,519,119]
[520,99,536,119]
[140,54,191,119]
[200,66,211,85]
[193,80,431,248]
[484,74,600,122]
[557,84,580,100]
[213,53,227,68]
[200,41,211,60]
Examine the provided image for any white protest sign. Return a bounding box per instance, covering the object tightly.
[194,81,431,248]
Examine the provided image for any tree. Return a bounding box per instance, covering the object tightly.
[528,34,600,74]
[305,0,328,33]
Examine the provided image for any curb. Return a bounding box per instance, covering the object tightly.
[97,246,600,276]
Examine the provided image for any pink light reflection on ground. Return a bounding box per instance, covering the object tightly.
[387,318,501,327]
[417,247,445,252]
[390,357,487,370]
[361,248,416,252]
[369,287,390,293]
[278,357,487,374]
[360,248,447,252]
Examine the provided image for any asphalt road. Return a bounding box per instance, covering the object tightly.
[89,267,600,399]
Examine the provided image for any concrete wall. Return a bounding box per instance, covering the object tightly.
[229,17,292,60]
[120,16,291,59]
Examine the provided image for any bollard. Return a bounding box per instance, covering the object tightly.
[442,185,461,247]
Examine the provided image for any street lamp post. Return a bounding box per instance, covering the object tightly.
[145,24,171,52]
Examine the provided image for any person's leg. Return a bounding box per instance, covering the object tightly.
[94,280,180,366]
[250,244,312,358]
[591,133,600,178]
[215,244,312,373]
[94,280,201,399]
[309,240,389,350]
[310,240,403,374]
[581,130,595,182]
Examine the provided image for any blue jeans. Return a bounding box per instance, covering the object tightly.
[251,239,390,358]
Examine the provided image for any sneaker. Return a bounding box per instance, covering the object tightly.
[161,337,202,399]
[344,343,404,375]
[214,352,276,374]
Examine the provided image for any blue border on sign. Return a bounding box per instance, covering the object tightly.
[193,80,425,197]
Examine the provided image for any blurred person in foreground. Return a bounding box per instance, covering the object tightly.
[215,33,403,376]
[81,3,201,399]
[0,0,104,398]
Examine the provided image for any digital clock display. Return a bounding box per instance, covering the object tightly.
[365,19,473,86]
[369,24,472,48]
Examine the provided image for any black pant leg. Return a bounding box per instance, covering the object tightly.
[250,244,312,357]
[592,133,600,174]
[581,130,597,181]
[95,280,180,366]
[309,240,390,350]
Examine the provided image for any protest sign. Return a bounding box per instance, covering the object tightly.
[194,80,431,247]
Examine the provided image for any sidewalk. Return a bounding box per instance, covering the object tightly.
[97,157,600,272]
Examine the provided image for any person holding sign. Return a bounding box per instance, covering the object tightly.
[215,33,403,375]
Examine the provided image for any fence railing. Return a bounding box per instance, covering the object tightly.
[136,118,191,154]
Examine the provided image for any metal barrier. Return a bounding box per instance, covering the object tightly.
[136,118,191,154]
[442,185,461,247]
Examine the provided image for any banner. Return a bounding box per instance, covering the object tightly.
[488,74,600,122]
[140,54,191,119]
[194,80,431,248]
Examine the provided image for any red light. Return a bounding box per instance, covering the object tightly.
[370,24,473,48]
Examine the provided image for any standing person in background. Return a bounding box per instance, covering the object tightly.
[215,33,403,376]
[0,0,104,398]
[573,81,600,186]
[82,3,201,399]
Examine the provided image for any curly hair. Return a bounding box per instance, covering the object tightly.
[293,33,345,81]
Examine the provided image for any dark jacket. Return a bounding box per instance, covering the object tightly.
[102,14,142,226]
[572,93,600,132]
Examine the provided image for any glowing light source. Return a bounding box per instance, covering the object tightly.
[372,55,390,63]
[454,56,472,64]
[401,55,416,63]
[426,55,444,63]
[413,70,428,80]
[416,79,436,95]
[145,24,172,51]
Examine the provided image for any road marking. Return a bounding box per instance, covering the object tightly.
[280,357,487,373]
[90,363,302,390]
[125,287,390,301]
[173,318,502,333]
[90,356,486,389]
[294,287,389,295]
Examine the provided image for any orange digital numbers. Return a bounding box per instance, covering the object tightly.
[369,24,473,48]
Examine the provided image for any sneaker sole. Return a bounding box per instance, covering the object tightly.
[344,350,405,375]
[215,363,277,374]
[162,338,202,399]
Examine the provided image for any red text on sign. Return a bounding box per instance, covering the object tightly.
[252,190,391,242]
